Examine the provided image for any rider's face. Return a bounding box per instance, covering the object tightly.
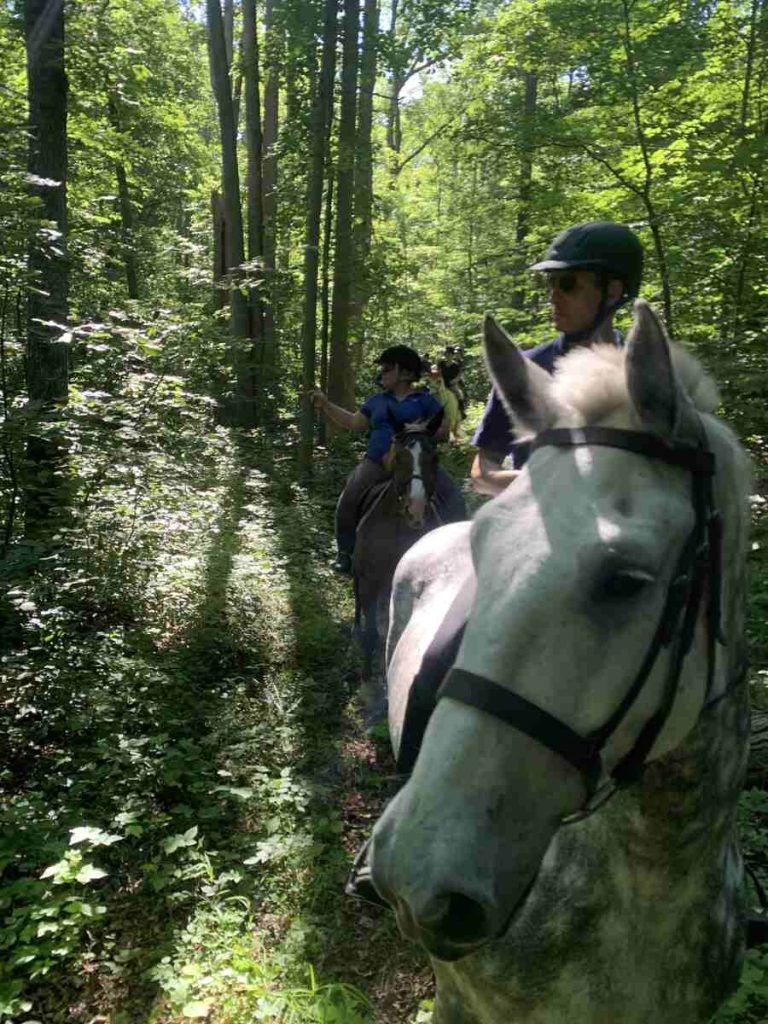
[379,363,399,389]
[544,270,604,334]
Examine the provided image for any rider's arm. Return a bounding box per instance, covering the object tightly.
[470,447,521,496]
[312,391,368,431]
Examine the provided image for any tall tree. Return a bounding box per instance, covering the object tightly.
[510,70,537,313]
[299,0,338,472]
[24,0,69,406]
[106,94,140,300]
[328,0,360,409]
[242,0,266,372]
[206,0,253,425]
[261,0,280,385]
[23,0,70,538]
[348,0,378,371]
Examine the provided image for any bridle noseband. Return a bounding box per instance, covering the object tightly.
[438,423,728,821]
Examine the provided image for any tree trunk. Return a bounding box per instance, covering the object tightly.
[720,0,765,340]
[328,0,360,410]
[223,0,234,67]
[24,0,69,406]
[23,0,70,540]
[107,96,140,300]
[299,0,338,473]
[348,0,378,376]
[242,0,266,395]
[620,0,673,334]
[385,0,402,152]
[206,0,253,426]
[211,189,227,311]
[319,162,334,446]
[511,71,537,312]
[261,0,280,386]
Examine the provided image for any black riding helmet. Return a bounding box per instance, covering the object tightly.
[377,344,423,380]
[530,222,644,344]
[531,221,644,301]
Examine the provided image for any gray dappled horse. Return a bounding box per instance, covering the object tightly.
[369,301,751,1024]
[354,417,443,698]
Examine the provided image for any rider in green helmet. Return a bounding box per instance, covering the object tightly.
[471,221,645,496]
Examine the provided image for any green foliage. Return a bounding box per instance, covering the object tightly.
[1,0,767,1020]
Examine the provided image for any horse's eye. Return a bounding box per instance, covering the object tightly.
[597,568,655,600]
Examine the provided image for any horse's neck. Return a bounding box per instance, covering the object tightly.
[611,412,751,871]
[624,680,750,860]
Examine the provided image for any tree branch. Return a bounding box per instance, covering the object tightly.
[394,119,455,174]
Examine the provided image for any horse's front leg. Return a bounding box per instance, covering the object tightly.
[360,593,378,681]
[355,594,387,727]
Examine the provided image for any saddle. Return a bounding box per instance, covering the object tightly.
[357,478,392,526]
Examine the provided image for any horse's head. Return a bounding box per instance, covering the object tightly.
[387,409,443,528]
[370,301,750,961]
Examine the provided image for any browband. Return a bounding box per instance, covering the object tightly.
[530,427,715,476]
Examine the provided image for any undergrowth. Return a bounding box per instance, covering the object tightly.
[0,320,767,1023]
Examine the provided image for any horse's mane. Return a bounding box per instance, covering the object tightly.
[549,342,720,425]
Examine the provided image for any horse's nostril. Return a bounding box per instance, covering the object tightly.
[421,892,491,944]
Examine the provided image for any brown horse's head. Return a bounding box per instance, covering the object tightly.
[386,411,443,529]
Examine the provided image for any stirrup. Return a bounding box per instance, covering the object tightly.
[333,552,353,575]
[344,838,390,909]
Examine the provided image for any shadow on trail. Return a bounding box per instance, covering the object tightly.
[72,458,268,1022]
[246,436,431,1022]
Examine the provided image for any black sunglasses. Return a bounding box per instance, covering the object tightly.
[544,272,580,294]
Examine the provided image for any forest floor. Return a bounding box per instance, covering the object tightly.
[1,413,767,1024]
[1,427,446,1024]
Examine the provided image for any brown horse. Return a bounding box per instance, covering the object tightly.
[353,415,451,716]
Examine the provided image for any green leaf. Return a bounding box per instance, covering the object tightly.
[181,1000,212,1018]
[74,864,108,884]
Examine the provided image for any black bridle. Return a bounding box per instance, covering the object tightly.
[392,430,439,518]
[437,423,727,821]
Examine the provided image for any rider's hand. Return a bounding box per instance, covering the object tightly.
[310,389,328,411]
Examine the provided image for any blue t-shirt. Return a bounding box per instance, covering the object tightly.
[361,389,443,462]
[471,333,622,467]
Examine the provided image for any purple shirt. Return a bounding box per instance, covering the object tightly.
[471,337,562,467]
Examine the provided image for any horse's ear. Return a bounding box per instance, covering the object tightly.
[625,299,678,437]
[426,407,444,436]
[483,314,558,434]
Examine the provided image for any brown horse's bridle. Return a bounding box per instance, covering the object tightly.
[392,430,439,523]
[437,422,732,821]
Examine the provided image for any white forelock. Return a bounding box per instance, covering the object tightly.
[549,341,720,426]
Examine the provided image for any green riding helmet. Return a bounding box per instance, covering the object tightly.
[531,222,644,300]
[377,345,423,380]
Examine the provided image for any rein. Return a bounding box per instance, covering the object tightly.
[437,422,731,821]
